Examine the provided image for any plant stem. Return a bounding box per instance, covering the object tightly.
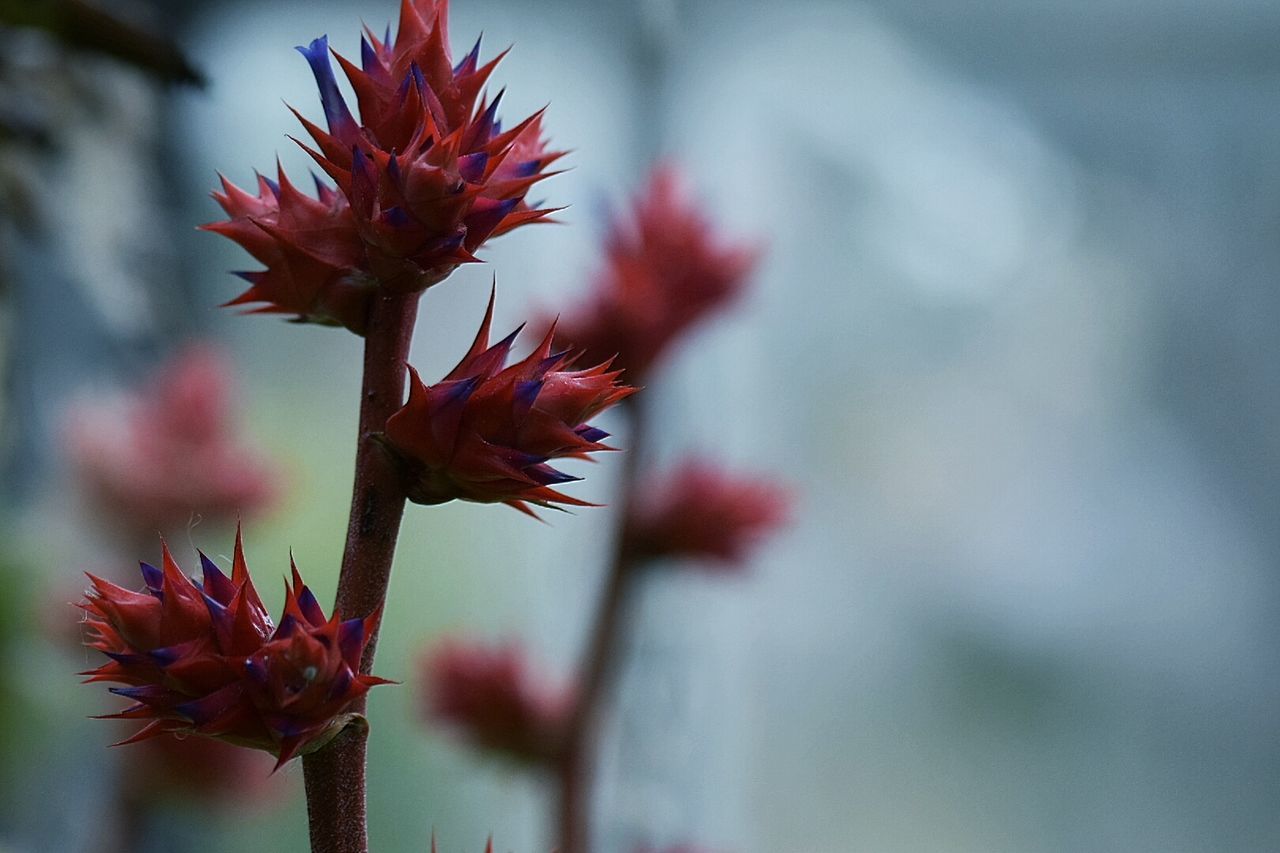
[98,783,147,853]
[556,399,647,853]
[302,290,419,853]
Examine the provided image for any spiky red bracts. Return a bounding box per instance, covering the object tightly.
[204,0,562,333]
[80,530,389,770]
[381,290,635,515]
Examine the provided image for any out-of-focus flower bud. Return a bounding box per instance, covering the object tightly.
[124,734,280,805]
[65,345,280,538]
[624,459,790,568]
[420,639,571,766]
[555,166,759,380]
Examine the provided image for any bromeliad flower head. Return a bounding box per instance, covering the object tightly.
[65,344,280,537]
[80,530,389,769]
[382,290,635,515]
[293,1,563,289]
[204,0,562,330]
[624,459,790,568]
[203,168,374,332]
[420,639,570,765]
[555,165,760,380]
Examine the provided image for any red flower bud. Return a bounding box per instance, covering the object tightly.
[555,165,760,379]
[624,460,790,568]
[80,529,389,770]
[382,290,635,515]
[420,639,570,765]
[65,345,280,537]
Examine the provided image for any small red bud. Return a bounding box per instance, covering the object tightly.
[65,345,280,537]
[554,165,760,380]
[625,459,791,569]
[420,639,571,766]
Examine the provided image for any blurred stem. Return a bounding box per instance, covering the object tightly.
[302,290,419,853]
[556,398,647,853]
[98,783,147,853]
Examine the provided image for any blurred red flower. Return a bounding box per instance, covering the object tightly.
[65,345,279,537]
[124,734,280,805]
[421,639,570,765]
[554,165,760,380]
[624,459,790,568]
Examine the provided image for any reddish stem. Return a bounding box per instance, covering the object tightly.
[302,290,419,853]
[556,400,647,853]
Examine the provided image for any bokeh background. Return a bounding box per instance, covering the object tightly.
[3,0,1280,850]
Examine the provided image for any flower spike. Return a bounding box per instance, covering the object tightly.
[80,529,389,769]
[382,288,635,514]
